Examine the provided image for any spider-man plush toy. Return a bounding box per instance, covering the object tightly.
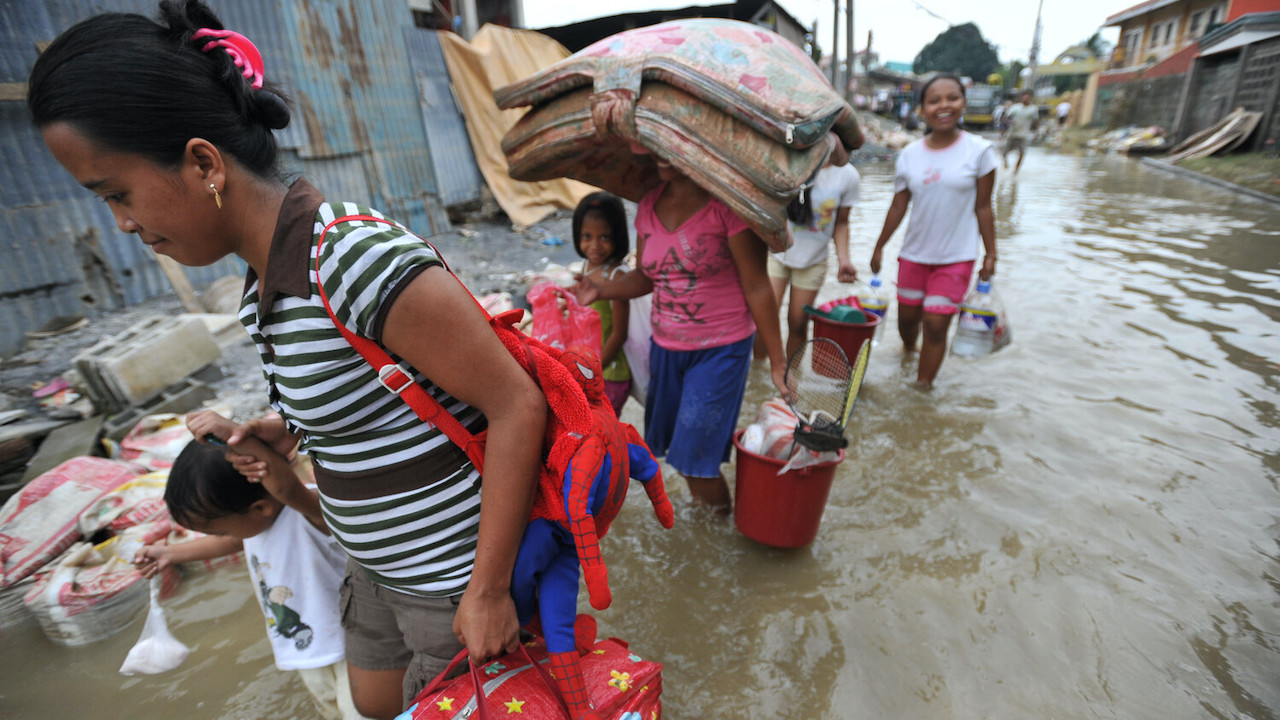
[508,345,673,720]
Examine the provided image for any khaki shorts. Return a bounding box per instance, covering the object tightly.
[767,254,828,291]
[338,558,464,706]
[1005,135,1029,153]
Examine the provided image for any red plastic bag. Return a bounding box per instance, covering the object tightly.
[404,636,662,720]
[528,282,602,354]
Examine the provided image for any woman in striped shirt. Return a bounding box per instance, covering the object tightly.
[28,2,545,717]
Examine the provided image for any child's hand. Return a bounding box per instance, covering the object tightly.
[134,543,175,580]
[837,259,858,283]
[226,447,269,482]
[771,362,792,403]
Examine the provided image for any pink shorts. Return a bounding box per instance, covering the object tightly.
[896,259,975,315]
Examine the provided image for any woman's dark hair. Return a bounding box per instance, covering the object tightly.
[918,73,966,106]
[27,0,290,178]
[165,440,269,529]
[786,183,815,227]
[571,192,630,265]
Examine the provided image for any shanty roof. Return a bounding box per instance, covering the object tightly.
[1104,0,1182,26]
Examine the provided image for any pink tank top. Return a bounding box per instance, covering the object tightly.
[636,184,755,351]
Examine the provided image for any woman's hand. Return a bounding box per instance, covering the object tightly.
[227,413,298,461]
[453,586,521,664]
[186,410,233,445]
[979,255,997,281]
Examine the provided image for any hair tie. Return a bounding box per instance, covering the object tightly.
[192,28,265,89]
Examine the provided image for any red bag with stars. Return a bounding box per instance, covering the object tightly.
[403,635,662,720]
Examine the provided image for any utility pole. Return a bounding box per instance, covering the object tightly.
[831,0,840,88]
[1027,0,1044,93]
[845,0,854,101]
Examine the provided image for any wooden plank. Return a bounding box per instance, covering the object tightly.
[0,83,27,102]
[1165,112,1262,163]
[153,254,205,313]
[1221,111,1262,154]
[1166,107,1242,156]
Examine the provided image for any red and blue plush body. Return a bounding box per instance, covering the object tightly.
[470,320,671,719]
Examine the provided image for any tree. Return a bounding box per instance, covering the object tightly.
[1004,60,1026,91]
[912,23,1000,80]
[1083,32,1112,59]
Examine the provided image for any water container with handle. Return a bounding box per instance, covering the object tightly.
[951,280,1012,357]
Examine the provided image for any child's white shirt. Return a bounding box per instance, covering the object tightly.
[242,503,347,670]
[893,132,997,265]
[773,163,861,269]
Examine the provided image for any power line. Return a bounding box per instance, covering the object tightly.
[909,0,951,25]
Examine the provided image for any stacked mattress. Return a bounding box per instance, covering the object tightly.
[497,19,863,252]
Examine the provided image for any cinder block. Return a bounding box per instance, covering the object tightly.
[102,377,217,442]
[74,315,221,414]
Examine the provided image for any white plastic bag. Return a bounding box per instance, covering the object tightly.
[623,294,652,404]
[119,577,189,675]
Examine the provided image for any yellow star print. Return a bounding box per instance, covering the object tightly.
[504,697,526,714]
[436,697,455,711]
[608,670,632,692]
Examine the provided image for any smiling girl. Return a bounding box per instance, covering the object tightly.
[571,192,632,415]
[870,73,998,389]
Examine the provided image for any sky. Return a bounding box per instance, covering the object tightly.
[523,0,1127,65]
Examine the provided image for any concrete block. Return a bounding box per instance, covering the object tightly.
[102,377,216,442]
[74,315,221,413]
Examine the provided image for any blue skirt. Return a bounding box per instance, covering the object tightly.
[643,335,754,478]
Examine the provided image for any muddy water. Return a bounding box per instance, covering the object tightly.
[2,149,1278,719]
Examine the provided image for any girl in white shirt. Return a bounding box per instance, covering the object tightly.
[870,74,998,389]
[767,157,861,360]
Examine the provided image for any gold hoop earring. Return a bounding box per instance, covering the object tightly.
[210,183,222,210]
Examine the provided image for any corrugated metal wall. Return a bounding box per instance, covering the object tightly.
[0,0,475,357]
[404,26,486,207]
[0,0,247,358]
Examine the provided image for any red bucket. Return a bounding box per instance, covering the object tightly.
[732,430,845,548]
[811,312,880,365]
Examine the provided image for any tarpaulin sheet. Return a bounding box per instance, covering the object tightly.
[438,25,597,228]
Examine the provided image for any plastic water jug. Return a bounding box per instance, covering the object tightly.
[952,280,1011,357]
[856,275,889,344]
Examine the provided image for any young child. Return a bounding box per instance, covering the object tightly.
[135,411,367,720]
[768,155,861,360]
[572,192,632,416]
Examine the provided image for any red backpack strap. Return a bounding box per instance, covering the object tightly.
[313,214,487,472]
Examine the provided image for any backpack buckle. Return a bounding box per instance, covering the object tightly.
[377,363,414,395]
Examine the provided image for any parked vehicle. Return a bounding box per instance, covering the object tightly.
[964,84,1001,128]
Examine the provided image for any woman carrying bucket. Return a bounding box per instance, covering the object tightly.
[870,73,998,389]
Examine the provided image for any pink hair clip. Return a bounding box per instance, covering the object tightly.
[192,28,265,89]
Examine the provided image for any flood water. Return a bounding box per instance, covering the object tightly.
[2,147,1278,719]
